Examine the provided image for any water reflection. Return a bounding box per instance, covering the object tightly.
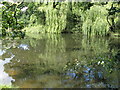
[1,34,119,88]
[0,50,6,56]
[0,52,15,86]
[18,44,29,50]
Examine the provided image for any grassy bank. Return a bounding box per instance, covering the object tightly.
[0,85,18,88]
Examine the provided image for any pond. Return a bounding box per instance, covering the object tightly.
[0,34,119,88]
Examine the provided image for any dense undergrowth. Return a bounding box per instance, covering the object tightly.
[0,1,120,38]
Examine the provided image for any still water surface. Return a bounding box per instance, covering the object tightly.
[0,34,119,88]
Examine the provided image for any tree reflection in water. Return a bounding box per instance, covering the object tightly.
[1,34,119,88]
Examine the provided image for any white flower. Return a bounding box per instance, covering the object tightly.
[21,7,28,12]
[101,61,104,64]
[98,61,100,65]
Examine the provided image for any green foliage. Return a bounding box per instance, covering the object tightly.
[0,85,18,88]
[2,2,23,29]
[38,2,68,33]
[106,2,120,32]
[82,5,109,36]
[2,1,25,38]
[24,25,44,34]
[1,1,120,36]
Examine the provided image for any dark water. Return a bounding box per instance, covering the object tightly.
[0,34,120,88]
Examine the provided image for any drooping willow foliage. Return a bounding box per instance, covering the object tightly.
[23,1,120,35]
[1,0,120,37]
[81,5,109,36]
[38,2,68,33]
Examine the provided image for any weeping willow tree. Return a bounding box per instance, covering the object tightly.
[81,5,109,36]
[6,1,118,36]
[2,1,119,36]
[38,1,69,33]
[25,1,84,34]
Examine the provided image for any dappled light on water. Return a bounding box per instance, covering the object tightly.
[1,34,119,88]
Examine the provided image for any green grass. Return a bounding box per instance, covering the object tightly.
[0,85,18,88]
